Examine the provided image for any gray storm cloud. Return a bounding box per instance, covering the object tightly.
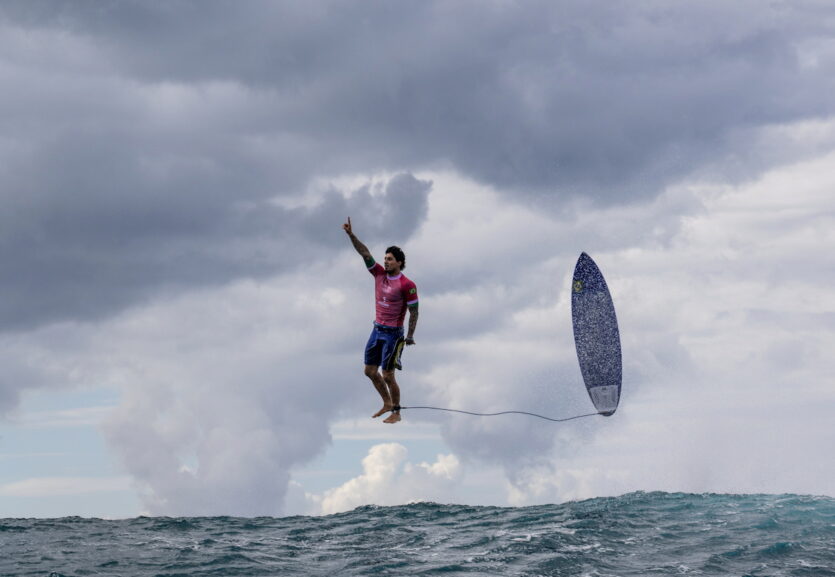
[5,0,833,195]
[3,0,834,333]
[0,166,429,330]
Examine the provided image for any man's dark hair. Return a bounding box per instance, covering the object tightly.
[386,245,406,270]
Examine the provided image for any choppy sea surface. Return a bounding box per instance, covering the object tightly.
[2,492,834,577]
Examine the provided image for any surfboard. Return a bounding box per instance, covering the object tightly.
[571,252,622,416]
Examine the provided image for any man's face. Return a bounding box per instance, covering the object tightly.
[384,253,400,273]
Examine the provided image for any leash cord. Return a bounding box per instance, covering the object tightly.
[399,406,601,423]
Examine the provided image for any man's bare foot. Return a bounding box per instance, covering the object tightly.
[383,412,401,424]
[372,405,392,418]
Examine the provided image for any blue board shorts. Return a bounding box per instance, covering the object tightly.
[364,323,405,371]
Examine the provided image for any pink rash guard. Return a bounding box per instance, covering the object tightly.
[368,262,418,328]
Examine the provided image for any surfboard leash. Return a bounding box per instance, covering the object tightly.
[397,405,602,423]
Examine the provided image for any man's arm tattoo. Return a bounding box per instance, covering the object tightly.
[349,233,374,266]
[407,305,419,339]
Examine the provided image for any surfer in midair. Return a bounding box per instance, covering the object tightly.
[343,217,419,424]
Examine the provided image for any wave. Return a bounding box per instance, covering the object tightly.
[4,492,834,576]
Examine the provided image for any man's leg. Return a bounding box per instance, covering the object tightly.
[365,365,392,418]
[381,369,401,424]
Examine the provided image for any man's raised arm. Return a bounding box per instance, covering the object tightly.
[343,217,375,268]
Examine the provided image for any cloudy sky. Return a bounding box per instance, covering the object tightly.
[1,0,833,518]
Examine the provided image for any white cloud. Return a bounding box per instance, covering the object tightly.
[311,443,461,515]
[493,151,835,504]
[97,273,367,517]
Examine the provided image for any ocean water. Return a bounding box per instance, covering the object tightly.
[2,492,834,577]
